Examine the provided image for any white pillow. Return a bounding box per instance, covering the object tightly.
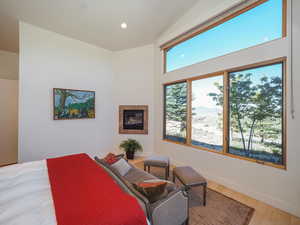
[111,158,132,176]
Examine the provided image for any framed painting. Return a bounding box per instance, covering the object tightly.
[119,105,148,134]
[53,88,95,120]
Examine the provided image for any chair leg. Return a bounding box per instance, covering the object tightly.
[203,183,207,206]
[165,167,168,180]
[184,218,189,225]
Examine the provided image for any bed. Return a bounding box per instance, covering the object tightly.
[0,154,150,225]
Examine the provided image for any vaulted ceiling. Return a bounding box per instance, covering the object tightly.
[0,0,199,53]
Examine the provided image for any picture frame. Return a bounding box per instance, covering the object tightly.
[53,88,95,120]
[119,105,148,134]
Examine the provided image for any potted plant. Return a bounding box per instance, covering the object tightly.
[119,139,142,160]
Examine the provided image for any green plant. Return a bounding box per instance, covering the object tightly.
[119,139,143,153]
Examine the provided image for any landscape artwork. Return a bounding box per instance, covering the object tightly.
[53,88,95,120]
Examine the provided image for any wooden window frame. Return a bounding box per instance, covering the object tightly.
[188,72,225,152]
[163,57,287,170]
[163,80,188,144]
[162,0,287,73]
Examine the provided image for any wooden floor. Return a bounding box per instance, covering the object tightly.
[207,180,300,225]
[132,158,300,225]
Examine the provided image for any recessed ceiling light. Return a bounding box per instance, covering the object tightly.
[121,22,127,29]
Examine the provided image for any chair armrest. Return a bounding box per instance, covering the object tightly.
[150,188,188,225]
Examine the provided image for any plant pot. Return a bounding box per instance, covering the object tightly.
[126,151,135,160]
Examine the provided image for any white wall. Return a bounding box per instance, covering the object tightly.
[0,50,18,80]
[19,22,115,162]
[113,45,155,156]
[19,23,156,162]
[0,79,18,166]
[154,0,300,217]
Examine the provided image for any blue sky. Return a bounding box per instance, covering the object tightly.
[55,91,94,107]
[192,75,223,109]
[230,63,283,85]
[192,63,282,109]
[167,0,282,72]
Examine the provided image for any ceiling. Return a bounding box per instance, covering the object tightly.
[0,0,199,53]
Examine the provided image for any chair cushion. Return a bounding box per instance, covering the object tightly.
[173,166,206,186]
[144,156,169,167]
[124,167,157,184]
[124,168,177,193]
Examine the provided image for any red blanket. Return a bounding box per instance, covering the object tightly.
[47,153,147,225]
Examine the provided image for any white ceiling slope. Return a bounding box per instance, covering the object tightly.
[0,0,199,53]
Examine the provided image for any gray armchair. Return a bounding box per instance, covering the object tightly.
[150,187,189,225]
[94,157,189,225]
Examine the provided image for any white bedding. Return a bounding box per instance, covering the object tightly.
[0,161,150,225]
[0,160,56,225]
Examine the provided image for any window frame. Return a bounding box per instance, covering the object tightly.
[189,72,225,153]
[163,57,287,170]
[163,80,188,144]
[162,0,287,73]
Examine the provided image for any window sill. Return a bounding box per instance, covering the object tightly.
[162,138,286,170]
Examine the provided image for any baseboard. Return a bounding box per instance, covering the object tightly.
[0,162,17,168]
[169,157,300,218]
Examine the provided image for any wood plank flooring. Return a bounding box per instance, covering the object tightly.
[132,159,300,225]
[207,180,299,225]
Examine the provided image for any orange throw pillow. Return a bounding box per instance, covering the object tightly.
[103,153,119,165]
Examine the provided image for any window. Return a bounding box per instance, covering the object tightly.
[164,0,285,72]
[228,63,284,165]
[163,58,286,169]
[164,82,187,143]
[191,75,223,152]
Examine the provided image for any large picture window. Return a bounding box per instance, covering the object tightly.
[163,0,286,72]
[164,82,187,143]
[228,63,284,165]
[163,58,286,169]
[191,75,223,152]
